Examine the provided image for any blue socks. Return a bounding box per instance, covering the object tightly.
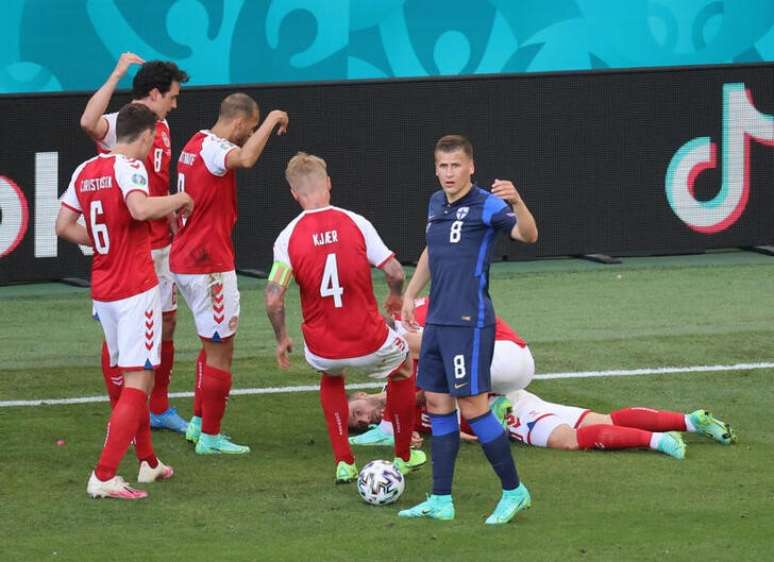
[468,411,520,491]
[429,411,460,496]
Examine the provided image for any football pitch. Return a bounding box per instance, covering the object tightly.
[2,251,773,562]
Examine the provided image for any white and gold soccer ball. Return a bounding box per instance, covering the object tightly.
[356,460,405,505]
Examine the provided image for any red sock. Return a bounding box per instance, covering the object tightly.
[576,424,652,450]
[610,407,686,431]
[95,387,146,481]
[200,364,232,435]
[150,340,174,414]
[133,400,158,467]
[319,374,354,464]
[386,376,416,462]
[193,348,205,417]
[100,341,123,409]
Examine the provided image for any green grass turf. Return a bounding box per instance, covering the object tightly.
[2,253,773,561]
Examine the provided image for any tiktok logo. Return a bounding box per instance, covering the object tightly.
[665,83,774,234]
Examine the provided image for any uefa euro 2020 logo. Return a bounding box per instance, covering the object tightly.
[665,83,774,234]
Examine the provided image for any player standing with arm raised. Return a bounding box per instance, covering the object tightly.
[399,135,538,524]
[56,104,193,499]
[170,93,289,454]
[80,53,191,433]
[264,152,426,483]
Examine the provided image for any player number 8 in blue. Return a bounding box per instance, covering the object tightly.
[453,354,466,379]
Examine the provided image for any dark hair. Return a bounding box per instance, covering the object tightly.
[132,60,189,99]
[219,92,259,120]
[435,134,473,159]
[116,103,157,143]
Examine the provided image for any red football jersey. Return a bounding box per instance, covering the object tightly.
[60,154,157,301]
[273,206,394,359]
[169,130,238,274]
[412,297,527,347]
[98,111,172,249]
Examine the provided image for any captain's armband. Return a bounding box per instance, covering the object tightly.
[268,261,293,288]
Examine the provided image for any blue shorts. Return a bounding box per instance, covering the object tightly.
[417,324,495,397]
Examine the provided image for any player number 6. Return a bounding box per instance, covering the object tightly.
[89,200,110,255]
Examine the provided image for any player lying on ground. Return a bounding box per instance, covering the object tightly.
[265,152,426,483]
[348,301,736,458]
[80,52,191,434]
[56,104,194,499]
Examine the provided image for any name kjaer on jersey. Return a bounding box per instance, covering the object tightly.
[313,230,338,247]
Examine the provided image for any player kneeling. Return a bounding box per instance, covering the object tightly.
[265,152,426,483]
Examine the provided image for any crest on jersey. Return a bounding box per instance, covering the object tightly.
[132,174,147,186]
[162,132,170,148]
[456,207,469,220]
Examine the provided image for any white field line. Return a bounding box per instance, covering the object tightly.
[1,361,772,409]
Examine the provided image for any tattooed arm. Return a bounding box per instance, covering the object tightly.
[264,281,293,369]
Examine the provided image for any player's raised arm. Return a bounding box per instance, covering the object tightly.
[80,52,145,141]
[491,179,538,243]
[225,109,289,170]
[401,247,430,332]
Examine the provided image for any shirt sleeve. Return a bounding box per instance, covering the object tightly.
[483,194,517,234]
[201,134,237,177]
[350,212,394,267]
[96,112,118,151]
[269,225,295,287]
[114,157,150,200]
[59,169,82,213]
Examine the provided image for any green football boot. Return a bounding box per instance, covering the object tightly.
[335,461,358,484]
[688,410,737,445]
[185,416,202,444]
[349,425,395,446]
[656,431,686,459]
[485,483,532,525]
[393,449,427,475]
[195,433,250,455]
[398,494,455,521]
[490,395,513,429]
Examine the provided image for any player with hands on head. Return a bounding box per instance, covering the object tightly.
[265,152,426,484]
[56,103,193,499]
[399,134,537,525]
[80,52,192,434]
[170,93,288,455]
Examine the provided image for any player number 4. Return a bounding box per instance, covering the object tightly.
[320,253,344,308]
[90,200,110,255]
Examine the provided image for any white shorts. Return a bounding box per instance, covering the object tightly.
[175,270,240,340]
[304,327,408,378]
[94,285,162,370]
[504,390,591,447]
[151,245,177,313]
[490,342,535,394]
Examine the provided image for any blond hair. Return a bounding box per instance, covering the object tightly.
[285,152,328,189]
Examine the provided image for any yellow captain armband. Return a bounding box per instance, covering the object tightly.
[268,261,293,288]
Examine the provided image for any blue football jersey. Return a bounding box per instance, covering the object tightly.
[425,185,517,327]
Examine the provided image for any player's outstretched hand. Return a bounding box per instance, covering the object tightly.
[112,52,145,79]
[400,298,419,333]
[410,431,423,449]
[276,336,293,369]
[269,110,289,135]
[491,179,522,206]
[384,293,402,318]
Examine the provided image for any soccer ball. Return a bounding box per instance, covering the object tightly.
[356,460,405,505]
